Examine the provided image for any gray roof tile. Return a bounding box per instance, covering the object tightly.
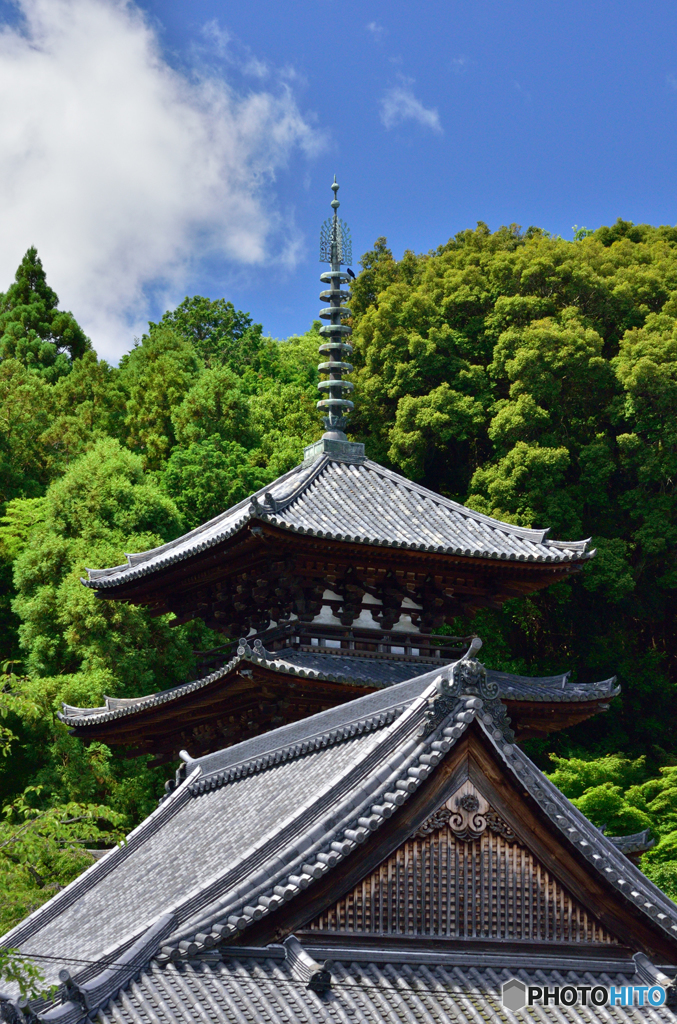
[59,644,619,728]
[5,649,671,1010]
[6,732,382,988]
[83,455,591,591]
[92,956,673,1024]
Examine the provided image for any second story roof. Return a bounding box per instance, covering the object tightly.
[59,637,619,761]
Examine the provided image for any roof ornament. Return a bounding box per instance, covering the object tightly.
[317,176,354,441]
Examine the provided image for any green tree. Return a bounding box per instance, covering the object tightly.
[349,237,400,318]
[348,222,677,755]
[273,324,322,390]
[172,366,255,448]
[0,248,90,381]
[0,947,47,999]
[0,788,125,933]
[151,295,270,375]
[163,437,274,530]
[546,752,677,902]
[0,499,49,666]
[0,361,54,508]
[120,326,201,469]
[0,441,215,823]
[10,437,189,686]
[44,351,127,468]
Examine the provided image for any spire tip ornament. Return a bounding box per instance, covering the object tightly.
[317,178,354,441]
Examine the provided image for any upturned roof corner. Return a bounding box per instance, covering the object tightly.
[6,642,677,1023]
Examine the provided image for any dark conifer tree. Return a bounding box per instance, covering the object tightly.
[0,247,90,381]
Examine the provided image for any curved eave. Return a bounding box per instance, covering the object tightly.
[170,709,677,959]
[58,683,677,964]
[58,641,620,733]
[81,518,591,607]
[8,663,675,1014]
[81,454,593,598]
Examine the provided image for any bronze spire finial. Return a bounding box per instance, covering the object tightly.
[317,178,354,440]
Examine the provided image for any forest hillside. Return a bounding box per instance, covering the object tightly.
[2,221,677,961]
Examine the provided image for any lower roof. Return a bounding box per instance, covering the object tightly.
[9,644,676,1015]
[91,952,674,1024]
[59,639,619,729]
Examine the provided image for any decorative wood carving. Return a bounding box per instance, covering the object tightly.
[306,781,618,944]
[412,782,517,843]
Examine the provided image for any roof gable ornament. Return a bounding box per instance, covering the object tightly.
[423,638,515,740]
[304,177,366,467]
[412,781,519,843]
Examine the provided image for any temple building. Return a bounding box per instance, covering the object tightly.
[1,181,673,1023]
[61,179,603,764]
[2,644,675,1022]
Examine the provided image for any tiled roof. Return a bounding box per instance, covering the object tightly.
[82,453,592,591]
[6,727,386,985]
[59,641,619,727]
[608,829,656,856]
[89,954,675,1024]
[4,648,671,1020]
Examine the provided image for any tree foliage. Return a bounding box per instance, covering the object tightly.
[349,221,677,757]
[162,438,273,530]
[0,785,125,934]
[546,752,677,901]
[0,248,90,381]
[4,225,677,940]
[150,295,268,374]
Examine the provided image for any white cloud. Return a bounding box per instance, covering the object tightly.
[450,56,469,74]
[366,21,386,41]
[379,83,442,133]
[0,0,321,361]
[200,19,269,79]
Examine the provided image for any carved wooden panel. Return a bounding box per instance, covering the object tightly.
[307,783,618,944]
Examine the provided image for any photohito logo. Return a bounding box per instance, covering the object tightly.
[501,979,667,1010]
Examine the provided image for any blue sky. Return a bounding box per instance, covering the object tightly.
[0,0,676,359]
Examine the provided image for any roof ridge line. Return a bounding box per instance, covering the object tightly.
[258,507,585,562]
[249,455,331,517]
[84,455,593,590]
[189,659,450,774]
[192,706,404,791]
[165,670,510,949]
[486,721,677,943]
[168,656,665,954]
[546,535,592,552]
[59,649,619,730]
[164,725,428,942]
[168,680,458,946]
[292,644,453,664]
[87,459,312,578]
[59,649,447,747]
[362,459,553,542]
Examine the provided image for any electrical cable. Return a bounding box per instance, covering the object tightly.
[7,949,621,1001]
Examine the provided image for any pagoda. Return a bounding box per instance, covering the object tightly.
[2,182,672,1024]
[62,180,606,763]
